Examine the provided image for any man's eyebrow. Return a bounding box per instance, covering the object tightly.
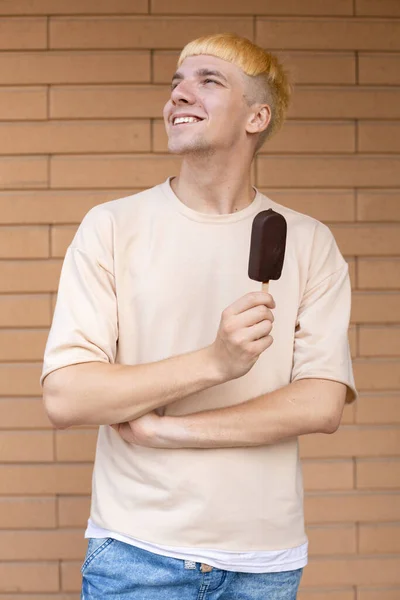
[171,68,229,83]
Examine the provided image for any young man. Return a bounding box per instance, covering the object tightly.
[41,33,356,600]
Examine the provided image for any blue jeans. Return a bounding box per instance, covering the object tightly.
[81,538,303,599]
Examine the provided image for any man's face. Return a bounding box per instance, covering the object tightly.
[163,55,252,156]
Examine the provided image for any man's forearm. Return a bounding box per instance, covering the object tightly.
[152,379,347,449]
[42,345,223,429]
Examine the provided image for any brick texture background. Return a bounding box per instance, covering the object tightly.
[0,0,399,597]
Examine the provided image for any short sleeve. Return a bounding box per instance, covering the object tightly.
[40,207,118,386]
[291,223,357,404]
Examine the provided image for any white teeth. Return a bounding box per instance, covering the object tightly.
[173,116,201,125]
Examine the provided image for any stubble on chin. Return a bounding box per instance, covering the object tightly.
[167,137,215,158]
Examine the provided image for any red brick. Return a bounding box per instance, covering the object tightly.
[153,51,179,83]
[0,0,148,14]
[0,157,47,189]
[256,156,400,188]
[153,50,356,85]
[0,294,51,327]
[0,398,51,429]
[0,497,56,529]
[357,190,400,222]
[359,122,400,153]
[0,260,62,293]
[61,561,82,592]
[58,496,91,528]
[300,426,400,458]
[290,87,400,119]
[0,50,150,85]
[0,465,92,494]
[152,119,168,152]
[3,327,44,362]
[51,154,181,188]
[0,431,53,462]
[308,524,356,555]
[279,51,356,85]
[51,225,78,257]
[51,85,169,118]
[302,557,400,586]
[50,293,57,314]
[359,523,400,554]
[0,562,59,593]
[266,121,356,153]
[0,18,46,50]
[304,492,400,523]
[49,16,253,50]
[357,459,400,489]
[56,430,98,462]
[356,0,400,16]
[0,530,86,561]
[356,393,400,425]
[0,87,46,120]
[0,595,78,600]
[298,591,354,600]
[359,327,400,357]
[358,589,400,600]
[0,226,48,259]
[341,403,356,425]
[347,258,356,290]
[331,225,400,256]
[354,359,400,391]
[351,292,400,324]
[303,460,354,491]
[358,259,400,290]
[348,325,357,358]
[359,53,400,85]
[0,364,42,396]
[0,120,151,154]
[261,189,355,222]
[0,190,134,225]
[256,18,400,51]
[152,0,353,15]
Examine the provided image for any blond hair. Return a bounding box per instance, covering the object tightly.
[178,33,292,150]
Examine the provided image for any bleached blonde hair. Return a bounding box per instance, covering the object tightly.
[177,33,292,151]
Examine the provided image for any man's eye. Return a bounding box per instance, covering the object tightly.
[204,79,218,84]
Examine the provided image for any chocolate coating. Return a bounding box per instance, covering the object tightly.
[248,209,287,283]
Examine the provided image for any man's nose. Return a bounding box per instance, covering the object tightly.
[171,81,196,104]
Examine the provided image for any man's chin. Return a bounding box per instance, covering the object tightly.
[167,141,213,156]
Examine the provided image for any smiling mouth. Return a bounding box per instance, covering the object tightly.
[172,117,204,126]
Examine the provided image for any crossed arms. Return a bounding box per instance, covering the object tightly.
[112,377,346,449]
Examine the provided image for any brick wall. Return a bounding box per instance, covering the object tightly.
[0,0,399,597]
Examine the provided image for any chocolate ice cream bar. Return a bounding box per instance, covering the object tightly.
[248,209,287,292]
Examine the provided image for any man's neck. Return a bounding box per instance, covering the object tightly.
[171,158,256,215]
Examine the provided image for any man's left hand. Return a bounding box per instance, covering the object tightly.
[111,411,163,447]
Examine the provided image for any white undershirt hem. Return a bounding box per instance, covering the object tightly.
[85,518,308,574]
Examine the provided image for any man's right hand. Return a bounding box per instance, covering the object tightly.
[209,292,275,382]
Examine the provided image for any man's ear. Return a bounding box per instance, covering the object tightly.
[246,105,271,135]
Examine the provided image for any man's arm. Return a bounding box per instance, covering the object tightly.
[42,347,221,429]
[43,291,275,429]
[124,378,346,449]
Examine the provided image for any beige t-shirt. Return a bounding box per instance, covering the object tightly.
[41,177,356,552]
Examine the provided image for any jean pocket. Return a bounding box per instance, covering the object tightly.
[81,537,116,574]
